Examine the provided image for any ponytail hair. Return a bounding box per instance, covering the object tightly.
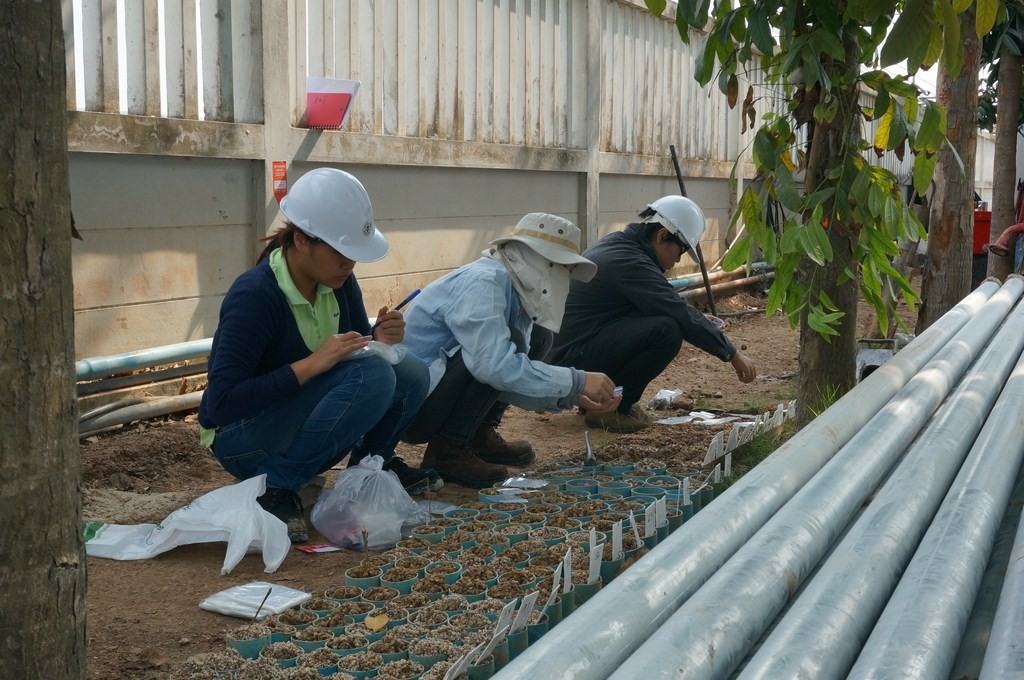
[256,223,299,264]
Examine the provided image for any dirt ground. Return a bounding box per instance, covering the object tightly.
[81,287,903,679]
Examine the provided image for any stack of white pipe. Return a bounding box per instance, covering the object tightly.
[496,277,1024,680]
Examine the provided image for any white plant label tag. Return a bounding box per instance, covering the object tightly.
[644,503,657,538]
[540,563,563,617]
[713,463,721,484]
[683,477,691,505]
[655,497,667,526]
[562,549,573,594]
[446,641,484,679]
[612,520,623,560]
[475,632,504,667]
[725,452,733,477]
[494,600,516,637]
[628,510,642,545]
[511,590,541,633]
[588,542,602,583]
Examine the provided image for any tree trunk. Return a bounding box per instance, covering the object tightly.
[918,9,981,331]
[796,234,859,423]
[987,51,1022,282]
[0,2,85,679]
[795,28,861,424]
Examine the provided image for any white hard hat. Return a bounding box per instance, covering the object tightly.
[279,168,389,262]
[640,195,706,252]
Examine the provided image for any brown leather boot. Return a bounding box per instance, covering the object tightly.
[470,423,536,466]
[422,435,509,488]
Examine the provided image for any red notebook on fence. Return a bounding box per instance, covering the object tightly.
[306,77,360,129]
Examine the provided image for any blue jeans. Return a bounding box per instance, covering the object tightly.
[211,353,429,492]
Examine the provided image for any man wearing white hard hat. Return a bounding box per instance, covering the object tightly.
[198,168,434,543]
[400,213,622,487]
[550,195,757,433]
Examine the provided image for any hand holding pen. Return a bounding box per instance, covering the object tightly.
[371,288,420,344]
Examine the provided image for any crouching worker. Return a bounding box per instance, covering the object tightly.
[399,214,622,488]
[198,168,433,543]
[550,195,757,433]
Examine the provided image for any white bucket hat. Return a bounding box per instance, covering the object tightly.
[489,213,597,282]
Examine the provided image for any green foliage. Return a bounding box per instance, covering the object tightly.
[657,0,978,337]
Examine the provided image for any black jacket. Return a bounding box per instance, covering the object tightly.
[552,224,735,361]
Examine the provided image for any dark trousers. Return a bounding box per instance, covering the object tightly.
[404,326,554,445]
[550,316,682,412]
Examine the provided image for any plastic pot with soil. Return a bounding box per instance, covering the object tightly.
[224,623,272,660]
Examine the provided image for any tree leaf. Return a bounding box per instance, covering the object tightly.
[921,21,943,68]
[809,29,847,61]
[874,103,894,152]
[675,5,694,42]
[808,221,835,262]
[880,0,936,67]
[944,136,966,178]
[868,184,884,218]
[781,224,805,254]
[977,0,998,37]
[727,74,739,108]
[913,152,939,197]
[846,0,893,24]
[938,0,963,78]
[644,0,668,17]
[696,34,718,85]
[872,86,891,121]
[722,234,753,270]
[754,129,779,170]
[748,7,775,54]
[914,100,946,152]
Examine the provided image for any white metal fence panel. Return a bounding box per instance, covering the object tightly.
[63,0,263,122]
[304,0,588,147]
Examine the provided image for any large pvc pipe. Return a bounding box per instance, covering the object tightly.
[668,262,770,289]
[77,392,203,437]
[955,467,1024,679]
[75,338,213,381]
[678,272,775,301]
[738,282,1024,679]
[848,338,1024,679]
[979,485,1024,677]
[494,280,1000,680]
[608,280,1020,680]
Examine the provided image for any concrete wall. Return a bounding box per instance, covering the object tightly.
[64,0,750,359]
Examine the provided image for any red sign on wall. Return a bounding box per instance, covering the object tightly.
[273,161,287,203]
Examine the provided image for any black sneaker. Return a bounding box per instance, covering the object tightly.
[383,457,439,495]
[257,487,308,544]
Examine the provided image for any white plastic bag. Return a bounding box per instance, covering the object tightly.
[648,388,684,410]
[84,475,290,575]
[199,581,311,619]
[310,455,430,550]
[340,340,406,365]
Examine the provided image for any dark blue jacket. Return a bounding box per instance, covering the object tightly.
[552,224,735,361]
[198,259,371,428]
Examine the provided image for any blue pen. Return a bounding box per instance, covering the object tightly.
[392,288,421,312]
[371,289,420,332]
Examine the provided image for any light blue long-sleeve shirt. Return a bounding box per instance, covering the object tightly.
[400,257,584,411]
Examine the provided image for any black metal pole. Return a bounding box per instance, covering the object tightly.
[669,144,718,316]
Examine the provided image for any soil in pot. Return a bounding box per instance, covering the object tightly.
[336,650,384,674]
[377,658,424,679]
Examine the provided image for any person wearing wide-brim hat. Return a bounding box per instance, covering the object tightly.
[400,213,621,487]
